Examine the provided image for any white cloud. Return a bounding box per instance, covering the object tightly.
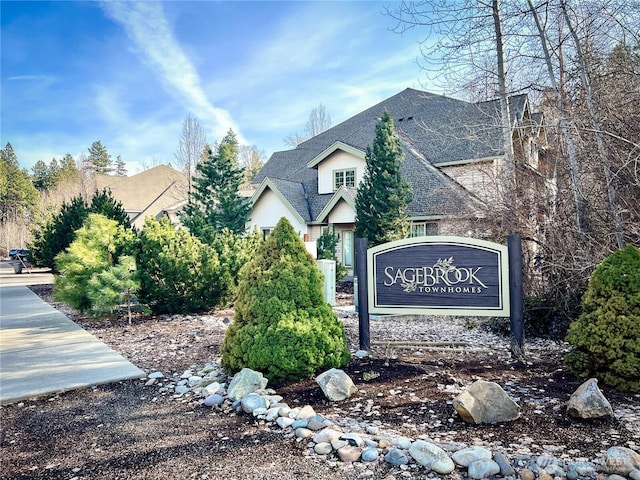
[100,1,245,142]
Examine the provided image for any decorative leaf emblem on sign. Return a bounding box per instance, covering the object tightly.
[401,257,457,293]
[434,257,455,272]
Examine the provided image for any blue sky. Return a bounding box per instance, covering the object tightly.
[2,1,432,174]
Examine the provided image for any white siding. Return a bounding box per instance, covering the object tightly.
[247,189,307,236]
[317,151,366,194]
[328,199,356,224]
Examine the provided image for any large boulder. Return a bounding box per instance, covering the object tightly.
[227,368,268,401]
[566,378,614,419]
[316,368,357,401]
[453,380,520,424]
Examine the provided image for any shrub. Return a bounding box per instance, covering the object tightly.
[135,217,227,314]
[30,189,130,270]
[53,214,136,314]
[565,245,640,392]
[221,217,350,384]
[208,227,262,296]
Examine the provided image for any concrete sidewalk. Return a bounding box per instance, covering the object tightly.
[0,285,145,405]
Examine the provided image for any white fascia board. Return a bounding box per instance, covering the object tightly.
[315,187,356,223]
[251,178,307,225]
[307,141,366,169]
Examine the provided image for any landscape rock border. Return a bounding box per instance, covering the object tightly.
[144,363,640,480]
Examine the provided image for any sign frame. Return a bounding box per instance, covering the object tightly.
[367,236,510,317]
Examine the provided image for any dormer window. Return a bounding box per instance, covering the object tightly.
[333,168,356,190]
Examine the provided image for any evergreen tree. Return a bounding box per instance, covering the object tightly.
[87,140,113,174]
[30,189,130,269]
[30,195,89,269]
[90,188,131,229]
[221,217,350,383]
[180,129,250,236]
[355,110,412,246]
[0,143,39,224]
[31,158,60,191]
[54,214,137,315]
[115,155,127,176]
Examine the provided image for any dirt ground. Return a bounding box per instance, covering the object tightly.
[1,284,638,480]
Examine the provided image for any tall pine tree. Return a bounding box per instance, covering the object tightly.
[355,110,412,247]
[87,140,113,174]
[180,129,250,236]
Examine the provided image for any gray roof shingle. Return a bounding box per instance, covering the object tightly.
[254,88,522,222]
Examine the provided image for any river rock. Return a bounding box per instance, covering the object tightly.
[241,393,267,413]
[203,393,224,407]
[494,451,515,476]
[203,382,222,396]
[314,442,333,455]
[409,440,455,474]
[276,417,294,429]
[337,446,362,462]
[384,448,410,466]
[602,446,640,475]
[362,447,379,462]
[227,368,268,401]
[453,380,520,424]
[567,378,614,419]
[452,446,492,467]
[313,429,342,444]
[296,405,316,419]
[316,368,357,401]
[468,459,501,479]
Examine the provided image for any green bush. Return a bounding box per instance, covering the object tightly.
[30,189,130,270]
[565,245,640,392]
[221,217,350,384]
[135,217,227,314]
[53,214,136,314]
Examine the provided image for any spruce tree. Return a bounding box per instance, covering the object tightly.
[355,110,412,247]
[221,217,350,384]
[180,130,250,236]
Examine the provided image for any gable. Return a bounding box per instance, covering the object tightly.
[316,150,366,195]
[248,185,307,234]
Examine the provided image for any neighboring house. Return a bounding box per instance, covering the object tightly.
[94,165,188,230]
[249,88,549,274]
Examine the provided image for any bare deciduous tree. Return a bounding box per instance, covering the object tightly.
[283,103,332,148]
[175,113,207,195]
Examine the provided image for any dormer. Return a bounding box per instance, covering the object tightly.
[307,141,366,194]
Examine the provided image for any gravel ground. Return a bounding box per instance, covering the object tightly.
[0,285,638,480]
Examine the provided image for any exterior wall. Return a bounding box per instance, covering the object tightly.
[247,189,307,236]
[440,161,499,204]
[328,199,356,224]
[317,151,366,194]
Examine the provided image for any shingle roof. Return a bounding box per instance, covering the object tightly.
[254,88,522,223]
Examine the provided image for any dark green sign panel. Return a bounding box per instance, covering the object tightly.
[368,236,510,316]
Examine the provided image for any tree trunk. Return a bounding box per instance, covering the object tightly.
[560,0,624,249]
[526,0,585,233]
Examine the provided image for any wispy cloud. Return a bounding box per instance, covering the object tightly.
[100,1,244,142]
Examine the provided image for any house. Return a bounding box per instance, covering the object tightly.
[248,88,549,273]
[94,165,188,229]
